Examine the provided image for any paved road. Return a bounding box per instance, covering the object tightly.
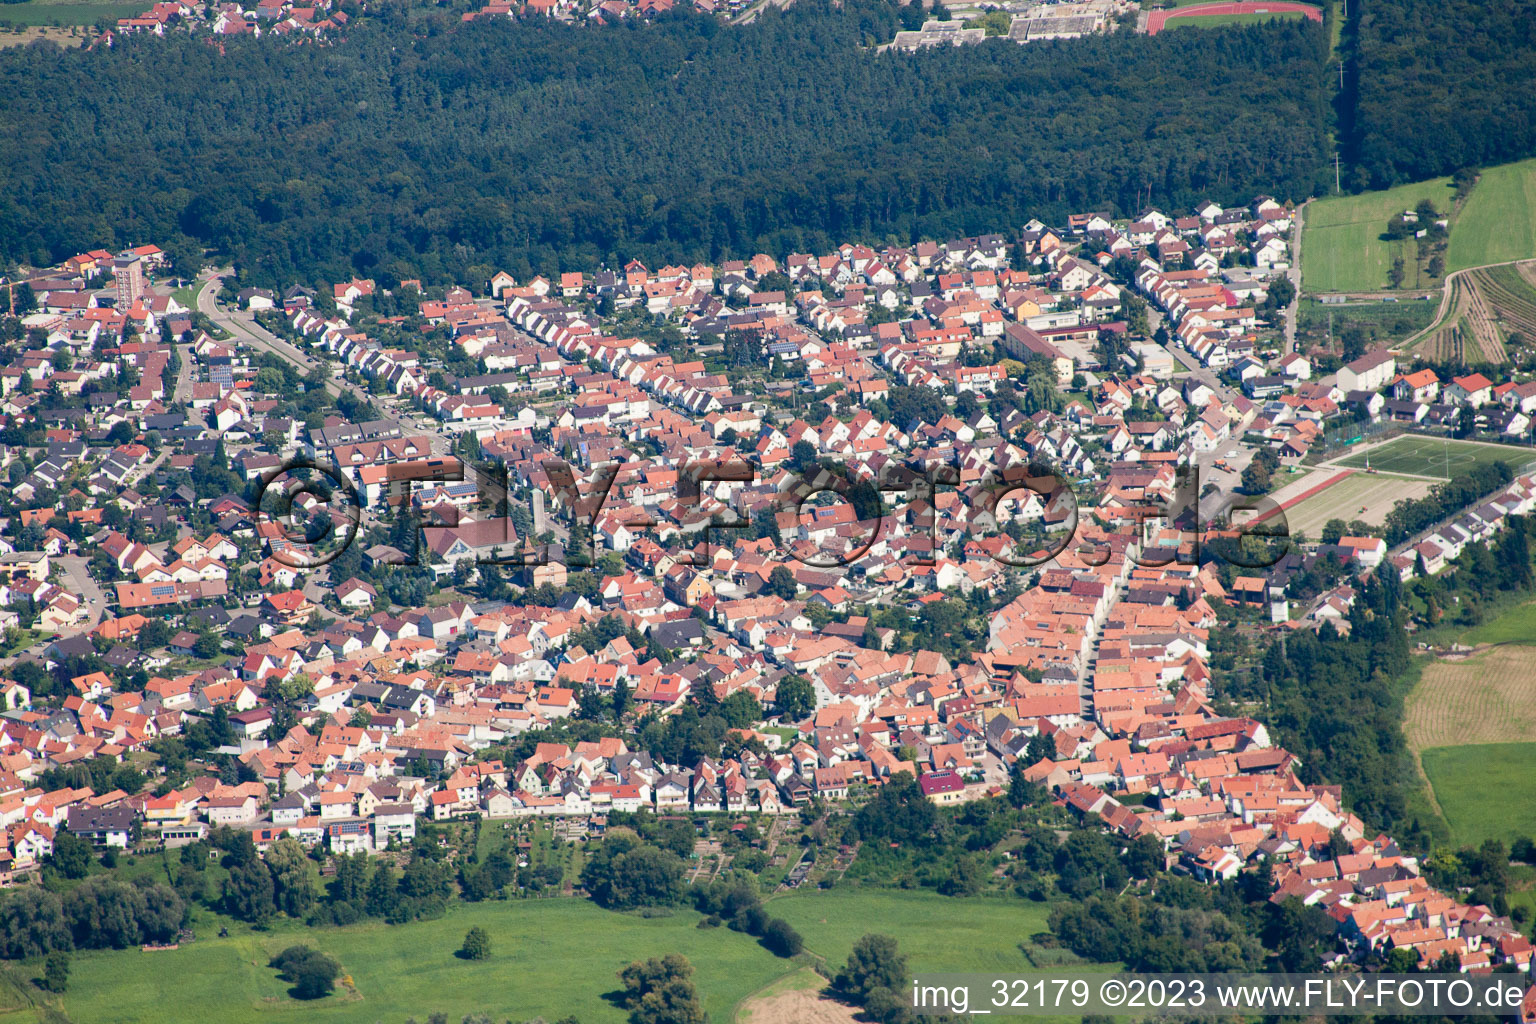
[1153,308,1241,403]
[126,449,168,489]
[197,270,454,456]
[57,554,106,631]
[171,340,194,404]
[730,0,793,24]
[196,271,343,397]
[1284,201,1305,353]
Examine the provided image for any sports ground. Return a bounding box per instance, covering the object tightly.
[1145,0,1320,33]
[1332,435,1536,479]
[1282,471,1434,537]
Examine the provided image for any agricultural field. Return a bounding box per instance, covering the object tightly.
[1333,435,1535,479]
[0,23,88,44]
[737,968,857,1024]
[1406,645,1536,751]
[0,0,141,26]
[1407,267,1536,364]
[766,889,1062,974]
[1301,175,1454,294]
[1447,158,1536,272]
[1419,743,1536,847]
[22,890,1090,1024]
[1470,263,1536,348]
[1282,471,1433,537]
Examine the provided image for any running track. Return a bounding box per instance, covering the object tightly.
[1250,468,1354,525]
[1145,1,1322,34]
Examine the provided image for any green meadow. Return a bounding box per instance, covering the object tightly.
[1302,175,1454,293]
[1420,743,1536,848]
[6,890,1097,1024]
[1447,158,1536,271]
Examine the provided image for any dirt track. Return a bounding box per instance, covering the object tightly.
[740,986,863,1024]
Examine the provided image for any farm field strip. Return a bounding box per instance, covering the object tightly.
[1471,263,1536,342]
[1407,645,1536,751]
[0,0,141,25]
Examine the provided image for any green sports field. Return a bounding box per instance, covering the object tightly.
[1302,176,1454,293]
[1447,158,1536,272]
[1166,10,1305,26]
[29,891,1083,1024]
[1420,743,1536,847]
[1333,435,1536,479]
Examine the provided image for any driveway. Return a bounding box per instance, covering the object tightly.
[57,554,106,630]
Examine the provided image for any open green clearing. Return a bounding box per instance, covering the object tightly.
[0,0,142,25]
[169,279,205,311]
[1168,10,1306,27]
[766,889,1062,973]
[1302,175,1454,293]
[1303,157,1536,293]
[1420,743,1536,848]
[1447,158,1536,272]
[1333,435,1536,478]
[1459,601,1536,646]
[21,890,1088,1024]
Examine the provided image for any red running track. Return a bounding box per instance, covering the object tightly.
[1146,1,1322,34]
[1249,468,1354,526]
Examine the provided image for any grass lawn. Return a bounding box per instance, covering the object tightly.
[1420,743,1536,847]
[0,628,44,657]
[1333,435,1536,478]
[1459,602,1536,646]
[0,0,143,25]
[1167,10,1305,26]
[35,890,1108,1024]
[1506,865,1536,931]
[170,279,205,310]
[1447,158,1536,272]
[1302,176,1455,293]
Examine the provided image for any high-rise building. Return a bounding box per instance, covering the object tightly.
[114,251,144,308]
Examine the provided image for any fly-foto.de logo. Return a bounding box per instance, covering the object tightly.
[252,454,1293,574]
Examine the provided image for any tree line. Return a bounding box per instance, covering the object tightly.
[0,3,1329,286]
[1342,0,1536,188]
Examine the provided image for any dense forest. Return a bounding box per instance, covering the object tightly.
[0,2,1330,285]
[1344,0,1536,187]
